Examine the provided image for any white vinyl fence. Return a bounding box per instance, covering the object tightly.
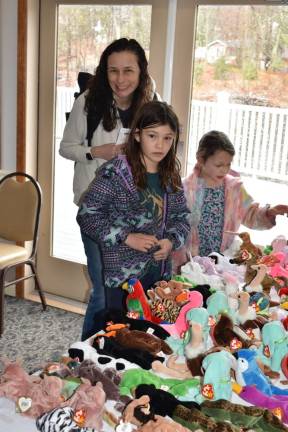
[56,87,78,139]
[56,87,288,183]
[188,99,288,183]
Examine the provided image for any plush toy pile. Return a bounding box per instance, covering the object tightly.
[1,232,288,431]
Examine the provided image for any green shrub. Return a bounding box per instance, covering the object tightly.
[194,62,204,86]
[214,57,230,80]
[242,61,258,80]
[271,56,284,71]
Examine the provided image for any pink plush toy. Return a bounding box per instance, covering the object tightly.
[271,235,287,254]
[62,380,105,430]
[0,359,64,417]
[268,252,288,278]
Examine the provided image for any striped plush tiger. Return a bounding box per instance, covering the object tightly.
[150,298,180,323]
[36,406,96,432]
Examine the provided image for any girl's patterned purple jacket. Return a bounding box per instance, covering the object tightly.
[173,165,275,268]
[77,155,191,289]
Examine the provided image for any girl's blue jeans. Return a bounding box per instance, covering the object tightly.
[81,231,106,340]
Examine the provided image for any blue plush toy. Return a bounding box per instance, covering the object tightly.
[235,348,288,396]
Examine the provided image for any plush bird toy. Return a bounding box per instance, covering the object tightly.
[234,349,288,396]
[237,232,263,258]
[122,278,160,323]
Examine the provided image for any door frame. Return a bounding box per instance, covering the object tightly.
[36,0,169,305]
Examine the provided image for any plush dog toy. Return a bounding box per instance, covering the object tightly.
[92,336,165,370]
[68,340,137,371]
[147,280,186,302]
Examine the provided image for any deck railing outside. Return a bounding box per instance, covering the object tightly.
[56,86,288,184]
[188,98,288,183]
[53,87,288,263]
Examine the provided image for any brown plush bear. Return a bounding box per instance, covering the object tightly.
[147,280,185,303]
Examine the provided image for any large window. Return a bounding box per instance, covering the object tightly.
[188,5,288,245]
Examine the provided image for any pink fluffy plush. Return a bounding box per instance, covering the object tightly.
[0,359,106,428]
[62,380,106,430]
[0,359,38,400]
[268,252,288,278]
[0,359,64,417]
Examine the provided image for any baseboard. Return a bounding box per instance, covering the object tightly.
[24,291,87,315]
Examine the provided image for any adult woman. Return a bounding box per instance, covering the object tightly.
[59,38,158,340]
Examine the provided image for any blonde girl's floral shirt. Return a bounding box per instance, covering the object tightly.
[172,165,275,269]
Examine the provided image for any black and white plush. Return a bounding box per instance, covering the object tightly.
[68,340,137,372]
[36,406,96,432]
[92,336,165,370]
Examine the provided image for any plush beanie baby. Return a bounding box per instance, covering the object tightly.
[199,350,237,402]
[259,320,288,372]
[211,313,252,352]
[81,308,170,341]
[121,394,191,432]
[102,323,173,356]
[134,384,200,417]
[92,335,165,370]
[36,406,96,432]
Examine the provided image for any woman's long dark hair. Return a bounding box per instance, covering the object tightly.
[84,38,153,131]
[124,101,182,192]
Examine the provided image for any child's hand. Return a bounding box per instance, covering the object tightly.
[153,239,173,261]
[266,204,288,218]
[124,233,158,252]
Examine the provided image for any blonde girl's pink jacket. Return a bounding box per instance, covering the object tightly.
[173,165,275,268]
